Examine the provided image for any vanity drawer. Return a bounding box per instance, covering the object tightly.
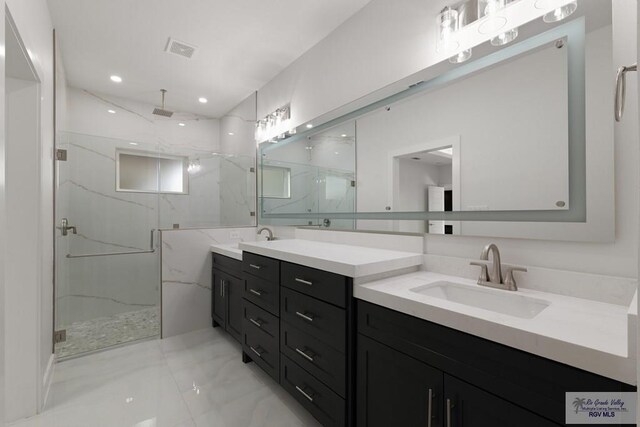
[243,317,279,382]
[281,262,347,308]
[281,288,346,353]
[243,252,280,283]
[281,355,346,427]
[281,320,346,397]
[212,253,242,276]
[243,300,278,340]
[244,275,279,316]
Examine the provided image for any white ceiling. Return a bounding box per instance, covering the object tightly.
[48,0,372,118]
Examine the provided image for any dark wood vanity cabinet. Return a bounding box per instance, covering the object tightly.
[357,300,635,427]
[279,262,354,427]
[239,253,354,427]
[211,253,244,343]
[241,253,282,381]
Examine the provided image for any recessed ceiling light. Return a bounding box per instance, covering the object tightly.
[306,124,313,129]
[341,134,347,137]
[198,97,208,104]
[107,109,116,114]
[178,122,186,127]
[228,132,234,136]
[110,75,122,83]
[129,142,138,146]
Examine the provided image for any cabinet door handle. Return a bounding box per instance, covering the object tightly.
[295,385,314,402]
[446,398,454,427]
[250,346,262,357]
[295,311,314,322]
[249,288,262,296]
[427,388,435,427]
[249,318,262,328]
[249,264,262,270]
[220,279,225,297]
[295,277,313,286]
[295,347,314,362]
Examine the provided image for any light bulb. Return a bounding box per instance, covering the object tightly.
[449,49,472,64]
[491,27,518,46]
[543,1,577,23]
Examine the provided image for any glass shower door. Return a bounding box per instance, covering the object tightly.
[54,132,161,358]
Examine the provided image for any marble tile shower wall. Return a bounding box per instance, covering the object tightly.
[56,133,255,328]
[56,132,160,328]
[161,227,258,338]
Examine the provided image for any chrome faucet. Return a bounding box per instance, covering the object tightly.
[470,243,527,291]
[257,227,275,241]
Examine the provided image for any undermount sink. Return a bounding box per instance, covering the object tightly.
[410,281,550,319]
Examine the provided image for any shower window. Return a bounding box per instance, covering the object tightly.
[116,150,188,194]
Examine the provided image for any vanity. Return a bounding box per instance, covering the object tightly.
[211,237,637,427]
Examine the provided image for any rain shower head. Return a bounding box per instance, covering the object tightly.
[153,89,174,117]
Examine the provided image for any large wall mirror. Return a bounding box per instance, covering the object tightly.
[259,1,614,242]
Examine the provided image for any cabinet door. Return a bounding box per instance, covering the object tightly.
[225,273,243,342]
[212,270,226,328]
[357,335,443,427]
[444,375,558,427]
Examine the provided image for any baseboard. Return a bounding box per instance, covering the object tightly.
[41,353,55,411]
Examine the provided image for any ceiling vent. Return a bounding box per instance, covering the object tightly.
[165,38,197,59]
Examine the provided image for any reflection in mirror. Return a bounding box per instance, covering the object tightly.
[393,146,456,235]
[262,165,291,198]
[260,122,356,228]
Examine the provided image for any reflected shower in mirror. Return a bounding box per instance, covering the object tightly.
[260,121,356,228]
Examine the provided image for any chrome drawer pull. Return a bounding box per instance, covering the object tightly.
[295,348,314,362]
[295,385,314,402]
[249,288,262,296]
[295,277,313,286]
[427,388,435,427]
[295,311,314,322]
[249,264,262,270]
[250,346,262,357]
[249,318,262,328]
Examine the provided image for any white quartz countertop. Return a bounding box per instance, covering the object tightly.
[237,239,423,278]
[210,243,243,261]
[355,271,637,385]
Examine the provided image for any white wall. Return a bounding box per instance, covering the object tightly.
[2,0,55,422]
[6,77,41,422]
[257,0,638,279]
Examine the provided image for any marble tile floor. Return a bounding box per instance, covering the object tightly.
[55,307,161,359]
[12,327,321,427]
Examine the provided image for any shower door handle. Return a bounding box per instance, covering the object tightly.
[58,218,77,236]
[615,63,637,122]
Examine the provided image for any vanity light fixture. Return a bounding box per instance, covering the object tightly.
[489,0,519,45]
[542,1,577,23]
[198,97,208,104]
[255,104,292,144]
[477,0,507,34]
[437,7,460,53]
[110,75,122,83]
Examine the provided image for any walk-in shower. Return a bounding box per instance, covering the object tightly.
[54,131,255,358]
